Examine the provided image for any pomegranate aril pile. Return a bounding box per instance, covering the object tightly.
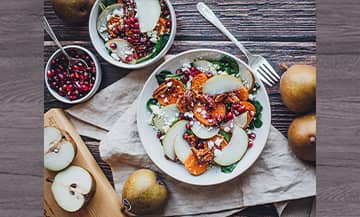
[47,49,96,101]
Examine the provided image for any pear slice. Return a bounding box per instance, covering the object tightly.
[51,166,95,212]
[162,120,187,161]
[191,120,219,139]
[214,125,248,166]
[105,39,134,62]
[193,60,218,75]
[173,135,192,164]
[44,127,76,171]
[152,104,180,133]
[223,111,249,130]
[135,0,161,33]
[96,3,124,41]
[202,75,243,96]
[238,68,255,91]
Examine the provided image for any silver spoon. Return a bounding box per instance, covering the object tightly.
[42,16,89,72]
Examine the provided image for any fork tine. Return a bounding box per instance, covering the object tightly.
[258,67,276,84]
[256,69,273,87]
[263,61,280,80]
[259,65,279,82]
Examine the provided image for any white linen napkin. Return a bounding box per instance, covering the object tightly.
[66,58,315,216]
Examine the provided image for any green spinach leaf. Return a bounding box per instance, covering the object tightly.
[146,98,158,112]
[221,162,238,173]
[219,130,231,143]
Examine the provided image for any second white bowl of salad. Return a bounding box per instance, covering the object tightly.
[89,0,176,69]
[137,49,271,186]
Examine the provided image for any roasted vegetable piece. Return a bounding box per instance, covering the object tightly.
[184,152,209,176]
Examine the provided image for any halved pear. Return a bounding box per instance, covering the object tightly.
[191,121,219,139]
[223,111,249,130]
[152,104,180,133]
[44,127,62,152]
[96,3,124,41]
[44,127,76,171]
[193,60,218,75]
[135,0,161,33]
[174,136,192,164]
[162,120,187,161]
[214,125,248,166]
[51,166,95,212]
[202,75,243,96]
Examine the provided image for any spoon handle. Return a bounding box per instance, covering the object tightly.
[42,16,70,59]
[196,2,251,59]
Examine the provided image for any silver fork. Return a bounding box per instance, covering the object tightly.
[197,2,280,87]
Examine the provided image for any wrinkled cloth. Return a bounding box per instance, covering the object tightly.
[66,57,315,216]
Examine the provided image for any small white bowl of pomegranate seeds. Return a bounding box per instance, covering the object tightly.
[45,45,102,104]
[89,0,176,69]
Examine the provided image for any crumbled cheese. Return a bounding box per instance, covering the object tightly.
[208,141,215,149]
[184,111,194,118]
[196,108,202,113]
[189,121,194,126]
[150,37,158,44]
[224,126,231,132]
[113,8,123,17]
[230,122,234,128]
[200,110,207,115]
[151,105,163,115]
[111,52,120,61]
[208,119,213,123]
[182,62,191,69]
[164,98,168,103]
[99,26,107,33]
[249,94,255,101]
[166,82,173,87]
[106,14,112,21]
[160,94,165,98]
[215,138,223,146]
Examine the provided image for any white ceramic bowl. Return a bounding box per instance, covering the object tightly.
[45,45,102,104]
[89,0,177,69]
[137,49,271,186]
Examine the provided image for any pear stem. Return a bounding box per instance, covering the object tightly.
[280,63,289,71]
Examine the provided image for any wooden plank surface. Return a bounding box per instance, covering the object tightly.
[44,109,124,217]
[42,0,316,216]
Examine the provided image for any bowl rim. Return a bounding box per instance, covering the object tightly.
[136,48,272,186]
[44,45,102,104]
[88,0,177,69]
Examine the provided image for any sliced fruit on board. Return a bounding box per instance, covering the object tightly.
[44,127,62,152]
[96,3,123,41]
[51,166,95,212]
[105,39,134,62]
[193,60,218,75]
[162,120,187,161]
[191,120,219,139]
[202,75,243,96]
[173,135,192,163]
[238,67,255,91]
[152,104,180,133]
[44,140,76,172]
[135,0,161,33]
[44,127,76,171]
[214,125,248,166]
[222,111,249,130]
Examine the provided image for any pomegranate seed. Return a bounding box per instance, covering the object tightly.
[113,28,119,35]
[176,69,182,74]
[164,10,170,16]
[156,132,162,138]
[249,110,256,117]
[109,43,117,49]
[134,22,140,29]
[237,105,246,113]
[248,140,254,148]
[248,133,256,140]
[197,143,204,148]
[130,17,136,23]
[47,70,54,78]
[186,123,191,130]
[183,133,189,140]
[166,21,171,27]
[191,67,196,72]
[184,70,190,76]
[178,114,185,120]
[206,72,213,78]
[126,55,133,62]
[226,112,234,120]
[205,114,212,119]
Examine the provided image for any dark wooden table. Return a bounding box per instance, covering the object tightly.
[44,0,316,216]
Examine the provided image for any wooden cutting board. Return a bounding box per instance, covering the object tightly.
[44,109,124,217]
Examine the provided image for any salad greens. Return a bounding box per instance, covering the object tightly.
[137,34,170,64]
[219,130,231,143]
[146,98,158,112]
[221,162,238,173]
[248,100,263,129]
[155,69,183,85]
[99,0,117,11]
[211,55,239,75]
